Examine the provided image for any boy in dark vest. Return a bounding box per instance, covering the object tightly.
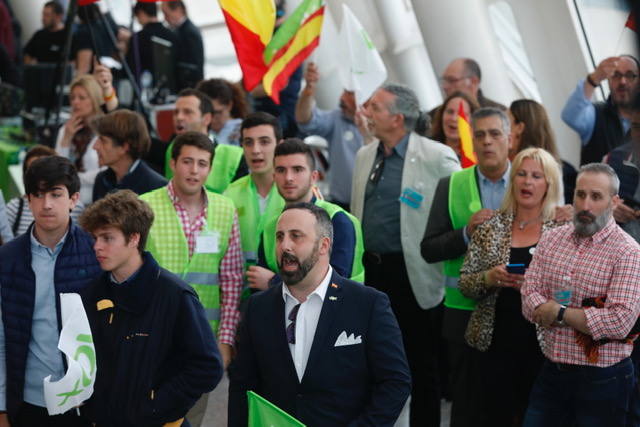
[78,189,222,426]
[0,156,101,426]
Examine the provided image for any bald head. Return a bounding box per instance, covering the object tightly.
[441,58,481,99]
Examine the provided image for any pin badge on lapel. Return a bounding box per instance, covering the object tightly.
[331,283,338,288]
[329,296,338,301]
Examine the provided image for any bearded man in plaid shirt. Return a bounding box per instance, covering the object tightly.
[521,163,640,427]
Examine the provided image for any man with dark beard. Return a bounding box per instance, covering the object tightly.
[520,163,640,426]
[562,55,640,164]
[228,203,411,426]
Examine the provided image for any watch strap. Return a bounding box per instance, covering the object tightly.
[556,305,567,325]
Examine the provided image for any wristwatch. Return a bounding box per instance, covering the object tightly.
[556,305,567,326]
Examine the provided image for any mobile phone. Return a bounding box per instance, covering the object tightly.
[506,263,526,275]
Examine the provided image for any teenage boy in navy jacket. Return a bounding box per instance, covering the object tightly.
[79,190,222,427]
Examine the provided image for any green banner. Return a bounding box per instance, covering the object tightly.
[248,391,306,427]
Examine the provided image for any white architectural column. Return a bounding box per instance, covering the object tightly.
[411,0,519,105]
[370,0,442,110]
[507,0,586,166]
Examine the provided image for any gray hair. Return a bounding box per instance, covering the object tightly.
[578,163,620,195]
[381,83,420,132]
[471,107,510,136]
[463,58,482,80]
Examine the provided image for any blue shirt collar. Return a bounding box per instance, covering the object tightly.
[378,132,410,159]
[110,264,142,285]
[30,227,68,257]
[476,162,511,186]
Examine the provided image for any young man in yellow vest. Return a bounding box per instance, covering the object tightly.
[223,112,285,270]
[140,132,243,427]
[164,88,247,194]
[249,138,365,290]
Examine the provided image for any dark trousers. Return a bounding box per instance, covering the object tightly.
[364,252,442,427]
[448,340,487,427]
[523,358,634,427]
[12,402,91,427]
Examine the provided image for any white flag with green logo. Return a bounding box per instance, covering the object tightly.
[339,4,387,105]
[43,293,97,415]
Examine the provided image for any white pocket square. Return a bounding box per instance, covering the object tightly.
[334,331,362,347]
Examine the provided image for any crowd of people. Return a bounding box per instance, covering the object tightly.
[0,1,640,426]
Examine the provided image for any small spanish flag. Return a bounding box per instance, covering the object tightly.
[457,102,477,168]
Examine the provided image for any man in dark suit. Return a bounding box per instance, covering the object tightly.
[228,203,411,426]
[161,0,204,90]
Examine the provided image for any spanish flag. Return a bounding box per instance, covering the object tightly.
[262,0,325,104]
[458,102,477,168]
[220,0,324,104]
[219,0,276,91]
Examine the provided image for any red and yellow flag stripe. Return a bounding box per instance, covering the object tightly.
[458,102,477,168]
[219,0,275,91]
[263,7,324,104]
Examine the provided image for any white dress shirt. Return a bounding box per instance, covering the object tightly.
[283,266,332,382]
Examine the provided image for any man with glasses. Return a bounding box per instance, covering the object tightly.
[431,58,505,117]
[562,55,640,165]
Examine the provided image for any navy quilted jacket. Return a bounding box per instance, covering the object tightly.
[0,221,101,416]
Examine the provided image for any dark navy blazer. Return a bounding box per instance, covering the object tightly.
[228,271,411,426]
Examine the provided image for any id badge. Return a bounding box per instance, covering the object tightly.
[399,187,424,209]
[195,230,220,254]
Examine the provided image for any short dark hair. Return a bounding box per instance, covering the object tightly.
[25,156,80,197]
[274,138,315,170]
[23,145,57,178]
[133,1,157,17]
[282,202,333,246]
[177,88,213,117]
[79,189,154,254]
[241,112,282,142]
[44,1,64,16]
[171,131,215,166]
[196,78,249,119]
[463,58,482,80]
[92,110,151,160]
[77,4,101,23]
[163,0,186,13]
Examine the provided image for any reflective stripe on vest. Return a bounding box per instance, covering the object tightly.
[224,176,285,268]
[262,199,366,283]
[141,186,235,333]
[443,166,481,311]
[165,141,243,194]
[184,272,219,285]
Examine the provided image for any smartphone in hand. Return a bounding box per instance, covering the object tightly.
[506,263,526,275]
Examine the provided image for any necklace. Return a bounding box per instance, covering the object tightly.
[517,216,541,230]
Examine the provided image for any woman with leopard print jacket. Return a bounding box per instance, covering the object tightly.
[458,148,568,427]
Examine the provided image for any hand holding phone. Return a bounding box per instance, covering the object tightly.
[506,263,526,275]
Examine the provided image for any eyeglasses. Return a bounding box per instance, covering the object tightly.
[440,75,470,86]
[611,72,638,81]
[369,157,385,184]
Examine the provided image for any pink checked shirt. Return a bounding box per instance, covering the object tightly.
[522,219,640,367]
[167,181,243,346]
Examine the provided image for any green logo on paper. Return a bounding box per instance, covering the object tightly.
[56,334,95,406]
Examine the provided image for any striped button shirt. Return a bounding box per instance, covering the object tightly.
[522,219,640,367]
[167,181,244,346]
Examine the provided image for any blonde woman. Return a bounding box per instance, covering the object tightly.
[56,74,106,204]
[458,147,568,426]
